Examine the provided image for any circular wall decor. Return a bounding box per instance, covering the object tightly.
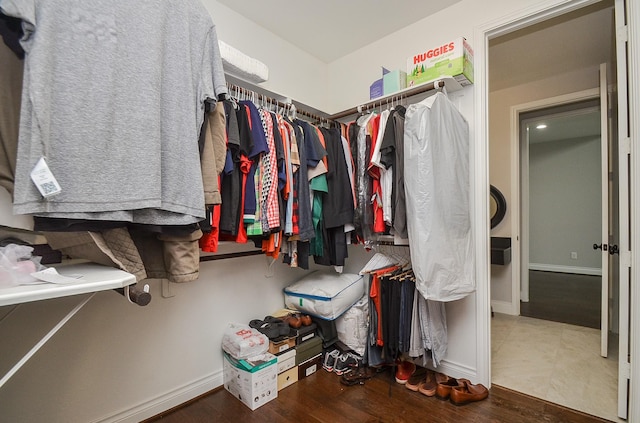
[490,185,507,229]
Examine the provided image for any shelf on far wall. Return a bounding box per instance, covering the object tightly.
[330,76,464,120]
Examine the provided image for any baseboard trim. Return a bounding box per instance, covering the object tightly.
[94,371,223,423]
[435,359,477,382]
[528,263,602,276]
[491,300,517,315]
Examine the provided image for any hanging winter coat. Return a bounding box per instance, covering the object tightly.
[403,92,474,302]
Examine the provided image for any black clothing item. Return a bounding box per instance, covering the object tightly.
[296,241,310,270]
[199,206,213,233]
[349,123,358,163]
[0,12,24,59]
[320,127,354,229]
[286,118,314,241]
[33,217,127,232]
[219,100,243,235]
[399,278,415,353]
[391,106,408,238]
[381,274,402,361]
[296,120,322,168]
[379,109,397,169]
[313,223,348,267]
[225,100,241,161]
[33,217,199,237]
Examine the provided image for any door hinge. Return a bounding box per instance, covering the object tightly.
[617,24,628,43]
[621,361,631,379]
[621,137,631,155]
[621,250,632,268]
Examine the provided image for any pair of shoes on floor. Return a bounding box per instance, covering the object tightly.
[395,359,416,384]
[435,376,489,405]
[322,349,362,375]
[249,316,290,340]
[340,365,375,386]
[322,349,340,372]
[404,368,448,396]
[282,313,312,329]
[449,379,489,405]
[334,352,362,375]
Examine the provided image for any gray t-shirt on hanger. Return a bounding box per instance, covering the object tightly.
[2,0,227,224]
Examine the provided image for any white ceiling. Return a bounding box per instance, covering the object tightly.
[217,0,462,63]
[219,1,613,93]
[489,2,614,91]
[528,110,601,144]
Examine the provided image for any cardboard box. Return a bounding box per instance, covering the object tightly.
[276,348,296,374]
[297,353,322,380]
[223,352,278,411]
[369,79,384,100]
[277,366,298,391]
[370,67,390,99]
[294,323,317,345]
[295,336,323,365]
[383,70,407,95]
[269,336,296,355]
[406,37,474,88]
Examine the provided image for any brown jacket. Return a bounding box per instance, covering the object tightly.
[201,101,227,205]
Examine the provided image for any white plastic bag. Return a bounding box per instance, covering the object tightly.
[0,244,47,288]
[221,323,269,360]
[335,294,369,356]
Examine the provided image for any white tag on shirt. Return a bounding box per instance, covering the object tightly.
[30,157,62,198]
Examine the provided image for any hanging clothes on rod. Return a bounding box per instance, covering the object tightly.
[199,84,358,271]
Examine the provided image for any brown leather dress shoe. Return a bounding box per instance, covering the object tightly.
[417,370,437,396]
[300,314,312,326]
[449,379,489,405]
[418,371,449,396]
[405,367,428,392]
[435,377,464,400]
[283,314,302,328]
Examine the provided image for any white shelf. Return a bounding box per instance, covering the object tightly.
[0,262,136,307]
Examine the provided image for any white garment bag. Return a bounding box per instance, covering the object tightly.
[403,92,474,302]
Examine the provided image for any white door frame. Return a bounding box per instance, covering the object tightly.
[510,88,600,309]
[624,2,640,419]
[474,0,638,420]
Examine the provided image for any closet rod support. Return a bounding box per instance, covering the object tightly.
[0,292,96,389]
[116,284,151,306]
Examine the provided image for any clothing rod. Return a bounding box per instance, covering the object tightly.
[225,79,330,123]
[328,78,455,121]
[224,75,461,123]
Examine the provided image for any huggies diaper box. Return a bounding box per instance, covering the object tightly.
[406,37,474,88]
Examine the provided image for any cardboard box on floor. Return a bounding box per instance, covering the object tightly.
[223,352,278,411]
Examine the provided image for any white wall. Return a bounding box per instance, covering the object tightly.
[0,245,373,423]
[529,135,602,272]
[325,0,551,115]
[201,0,330,112]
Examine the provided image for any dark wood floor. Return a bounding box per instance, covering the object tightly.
[147,367,610,423]
[520,270,600,329]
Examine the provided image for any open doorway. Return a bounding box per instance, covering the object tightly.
[519,100,603,329]
[492,90,621,422]
[487,1,625,421]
